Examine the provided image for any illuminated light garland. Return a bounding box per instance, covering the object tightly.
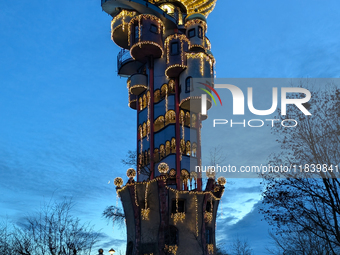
[165,245,178,255]
[186,52,214,76]
[129,85,147,95]
[185,19,207,32]
[111,10,137,32]
[205,211,213,223]
[128,14,165,47]
[179,96,212,108]
[165,85,168,113]
[171,192,186,224]
[169,169,177,177]
[164,34,190,64]
[134,183,139,207]
[130,41,164,59]
[195,195,199,237]
[205,37,211,50]
[165,64,187,79]
[205,199,213,223]
[207,244,214,255]
[142,182,150,220]
[114,177,223,200]
[189,44,206,52]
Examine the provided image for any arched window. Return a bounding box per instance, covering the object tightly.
[161,84,168,98]
[180,139,185,155]
[185,112,191,127]
[180,110,185,123]
[165,141,171,156]
[154,116,165,132]
[143,94,147,109]
[168,80,175,93]
[198,26,203,39]
[154,89,161,103]
[142,122,147,137]
[147,91,150,104]
[154,148,159,163]
[147,120,150,135]
[138,125,142,139]
[185,77,193,93]
[139,97,143,110]
[186,141,191,156]
[165,110,176,126]
[191,114,197,128]
[171,138,176,154]
[160,144,165,159]
[144,151,149,165]
[192,143,197,157]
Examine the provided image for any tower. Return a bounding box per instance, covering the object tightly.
[102,0,225,254]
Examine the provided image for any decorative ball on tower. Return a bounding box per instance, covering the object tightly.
[217,176,227,186]
[158,162,170,175]
[114,177,124,188]
[126,168,136,179]
[206,167,216,179]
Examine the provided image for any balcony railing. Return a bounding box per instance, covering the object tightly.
[117,49,133,73]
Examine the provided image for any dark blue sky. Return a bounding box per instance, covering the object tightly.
[1,0,340,253]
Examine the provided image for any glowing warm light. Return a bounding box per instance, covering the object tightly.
[158,162,170,174]
[127,168,136,178]
[114,177,123,187]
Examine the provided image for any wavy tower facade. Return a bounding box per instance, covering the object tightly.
[101,0,225,254]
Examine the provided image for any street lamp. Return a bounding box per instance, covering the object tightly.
[109,248,115,254]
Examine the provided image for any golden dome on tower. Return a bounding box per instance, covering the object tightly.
[151,0,217,17]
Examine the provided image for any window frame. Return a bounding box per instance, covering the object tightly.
[150,24,159,34]
[185,77,193,93]
[198,26,203,38]
[170,41,180,56]
[188,28,195,38]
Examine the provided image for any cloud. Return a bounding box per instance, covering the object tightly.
[217,201,275,254]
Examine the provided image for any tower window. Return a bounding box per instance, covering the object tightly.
[198,26,203,38]
[188,28,195,38]
[150,24,158,34]
[171,199,185,213]
[185,77,193,93]
[170,42,179,55]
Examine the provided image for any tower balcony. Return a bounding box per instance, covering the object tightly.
[179,52,215,114]
[128,90,138,110]
[128,73,148,95]
[111,10,138,49]
[185,13,208,53]
[129,14,164,62]
[164,34,189,78]
[117,49,144,77]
